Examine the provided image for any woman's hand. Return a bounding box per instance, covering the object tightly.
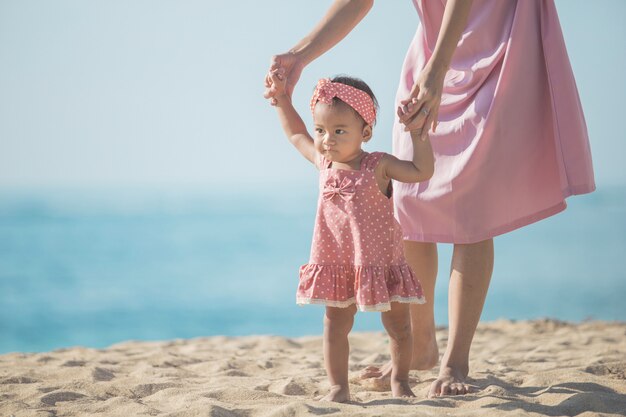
[263,1,374,106]
[264,52,305,106]
[398,64,447,141]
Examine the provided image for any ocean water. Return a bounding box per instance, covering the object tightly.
[0,185,624,353]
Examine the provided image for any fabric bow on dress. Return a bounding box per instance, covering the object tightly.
[323,177,356,202]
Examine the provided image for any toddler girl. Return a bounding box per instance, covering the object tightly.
[270,72,434,402]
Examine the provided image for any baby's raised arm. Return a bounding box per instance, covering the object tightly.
[270,72,317,166]
[380,131,435,183]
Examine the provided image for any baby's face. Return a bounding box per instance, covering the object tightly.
[313,101,372,164]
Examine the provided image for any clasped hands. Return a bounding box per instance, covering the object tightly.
[264,53,445,141]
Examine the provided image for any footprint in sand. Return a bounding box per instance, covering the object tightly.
[268,378,307,396]
[61,360,86,367]
[40,391,86,406]
[224,369,249,377]
[130,383,178,398]
[92,367,115,382]
[584,361,626,380]
[1,376,38,384]
[204,404,243,417]
[38,386,60,393]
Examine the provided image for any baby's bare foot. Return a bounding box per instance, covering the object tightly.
[391,378,415,398]
[320,384,350,403]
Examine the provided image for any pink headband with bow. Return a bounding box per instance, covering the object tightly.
[310,78,376,126]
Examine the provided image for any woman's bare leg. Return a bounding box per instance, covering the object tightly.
[405,241,439,370]
[322,305,357,402]
[381,302,415,397]
[360,241,439,380]
[428,238,494,398]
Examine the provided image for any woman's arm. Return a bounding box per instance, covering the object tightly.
[287,0,373,66]
[429,0,474,72]
[380,131,434,183]
[264,0,374,103]
[399,0,474,139]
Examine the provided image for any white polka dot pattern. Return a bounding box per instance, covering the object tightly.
[310,78,377,126]
[297,152,426,312]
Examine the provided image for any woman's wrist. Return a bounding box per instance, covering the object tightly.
[273,92,290,105]
[286,47,310,71]
[424,58,450,79]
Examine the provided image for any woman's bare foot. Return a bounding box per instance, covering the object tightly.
[359,361,391,379]
[427,365,471,398]
[321,384,350,403]
[391,378,415,398]
[360,330,438,380]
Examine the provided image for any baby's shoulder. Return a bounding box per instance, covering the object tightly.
[314,151,329,171]
[367,151,392,167]
[357,151,387,174]
[370,151,389,157]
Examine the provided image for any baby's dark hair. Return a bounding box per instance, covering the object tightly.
[330,75,379,126]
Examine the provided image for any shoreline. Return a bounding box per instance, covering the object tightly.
[1,319,625,416]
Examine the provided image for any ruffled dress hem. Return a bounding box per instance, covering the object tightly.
[296,296,426,312]
[403,183,595,244]
[297,263,425,312]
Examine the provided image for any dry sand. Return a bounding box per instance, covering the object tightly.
[1,319,625,417]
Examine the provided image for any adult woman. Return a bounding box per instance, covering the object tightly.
[264,0,595,398]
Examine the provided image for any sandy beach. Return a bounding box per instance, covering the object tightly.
[1,319,625,417]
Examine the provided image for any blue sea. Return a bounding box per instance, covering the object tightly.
[1,185,624,354]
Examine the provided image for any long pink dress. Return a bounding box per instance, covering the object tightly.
[393,0,595,244]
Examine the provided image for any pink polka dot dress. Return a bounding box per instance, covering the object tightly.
[297,152,425,312]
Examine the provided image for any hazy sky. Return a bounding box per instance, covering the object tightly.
[1,0,624,189]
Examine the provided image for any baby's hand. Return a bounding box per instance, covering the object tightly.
[399,99,429,142]
[269,69,288,99]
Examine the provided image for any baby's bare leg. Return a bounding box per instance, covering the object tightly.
[321,305,357,403]
[360,242,439,383]
[381,302,415,398]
